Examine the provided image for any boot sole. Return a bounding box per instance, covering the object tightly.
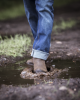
[34,69,47,74]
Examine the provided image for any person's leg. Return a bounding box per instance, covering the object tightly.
[23,0,38,39]
[31,0,54,60]
[31,0,54,73]
[22,0,54,74]
[23,0,38,65]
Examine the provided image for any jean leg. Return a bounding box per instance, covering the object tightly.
[23,0,38,39]
[31,0,54,60]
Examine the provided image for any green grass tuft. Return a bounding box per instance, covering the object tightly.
[53,20,77,32]
[0,34,31,57]
[0,4,25,20]
[54,0,79,7]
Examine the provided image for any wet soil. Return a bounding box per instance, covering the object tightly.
[0,59,80,100]
[0,2,80,100]
[0,78,80,100]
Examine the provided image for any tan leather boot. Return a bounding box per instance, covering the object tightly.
[33,58,47,73]
[26,58,33,65]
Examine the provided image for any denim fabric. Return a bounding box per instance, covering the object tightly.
[23,0,54,60]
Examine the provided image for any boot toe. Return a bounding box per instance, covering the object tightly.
[26,58,33,66]
[26,62,33,66]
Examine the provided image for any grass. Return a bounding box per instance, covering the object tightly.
[54,0,79,7]
[0,34,31,57]
[0,0,79,20]
[53,20,77,32]
[0,4,25,20]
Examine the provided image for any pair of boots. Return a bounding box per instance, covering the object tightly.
[27,58,47,73]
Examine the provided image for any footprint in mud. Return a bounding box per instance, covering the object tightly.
[20,65,68,79]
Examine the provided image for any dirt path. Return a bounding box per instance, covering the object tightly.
[50,29,80,61]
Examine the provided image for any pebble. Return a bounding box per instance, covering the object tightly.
[66,53,72,56]
[52,65,55,68]
[56,41,62,44]
[59,86,67,90]
[74,88,76,91]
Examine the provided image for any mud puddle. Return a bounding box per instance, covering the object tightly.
[0,59,80,86]
[51,60,80,78]
[0,61,34,86]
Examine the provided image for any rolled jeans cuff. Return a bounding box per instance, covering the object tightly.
[31,49,49,60]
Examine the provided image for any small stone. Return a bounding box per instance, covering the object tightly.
[78,49,80,51]
[50,52,53,54]
[52,65,55,68]
[21,71,26,74]
[73,61,76,63]
[66,73,68,75]
[66,53,72,56]
[57,56,61,58]
[59,86,67,90]
[48,81,53,84]
[3,58,7,61]
[56,41,62,44]
[59,86,74,94]
[74,88,76,91]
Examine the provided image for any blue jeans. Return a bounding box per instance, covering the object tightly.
[23,0,54,60]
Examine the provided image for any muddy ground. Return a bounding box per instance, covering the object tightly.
[0,2,80,100]
[0,78,80,100]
